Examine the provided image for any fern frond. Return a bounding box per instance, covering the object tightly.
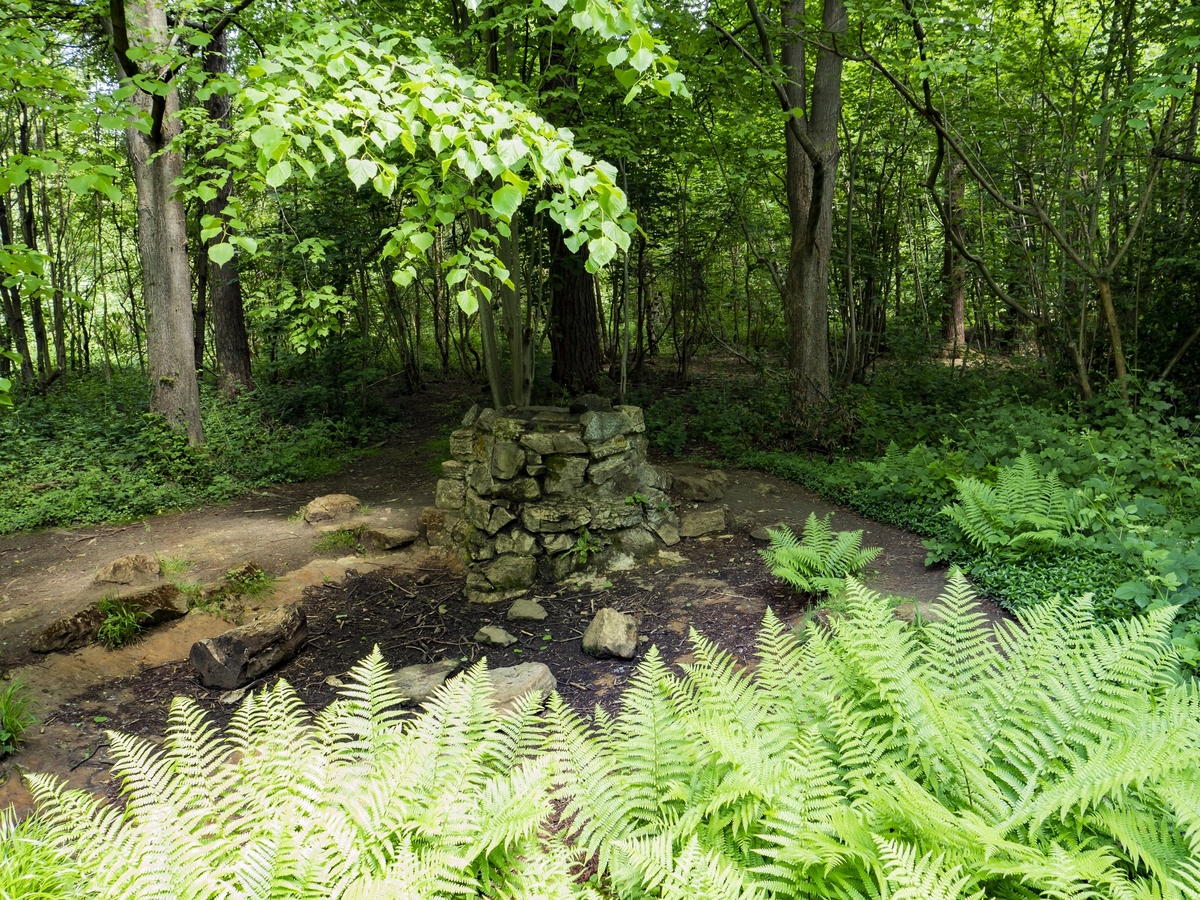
[759,513,881,595]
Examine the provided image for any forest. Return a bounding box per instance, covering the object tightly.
[3,0,1200,896]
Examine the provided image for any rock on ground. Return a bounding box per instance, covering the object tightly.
[392,659,461,705]
[581,607,639,659]
[361,527,419,551]
[679,508,726,538]
[189,603,308,690]
[672,471,729,503]
[489,663,557,713]
[303,494,361,524]
[507,599,547,621]
[475,625,518,647]
[32,583,187,653]
[893,601,945,625]
[94,554,161,586]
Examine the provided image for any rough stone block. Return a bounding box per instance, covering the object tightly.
[465,489,492,530]
[521,498,592,533]
[588,498,644,531]
[435,478,466,509]
[580,410,630,443]
[614,405,646,433]
[490,441,525,480]
[636,463,670,492]
[589,435,629,459]
[610,525,659,557]
[496,528,538,555]
[467,462,495,497]
[472,432,495,465]
[420,507,465,547]
[486,555,537,590]
[541,533,574,554]
[545,455,589,494]
[486,506,517,535]
[526,464,547,477]
[494,477,541,502]
[581,608,638,659]
[461,404,482,428]
[570,394,613,413]
[441,459,468,480]
[362,527,419,551]
[449,428,476,462]
[588,453,635,486]
[521,431,588,456]
[467,530,496,561]
[679,508,725,538]
[476,408,497,432]
[94,553,162,586]
[189,604,308,690]
[493,416,527,442]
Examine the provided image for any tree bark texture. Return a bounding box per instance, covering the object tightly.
[779,0,845,408]
[941,157,966,353]
[547,220,603,394]
[121,0,204,443]
[203,29,253,395]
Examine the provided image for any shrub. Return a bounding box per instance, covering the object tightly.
[759,512,881,595]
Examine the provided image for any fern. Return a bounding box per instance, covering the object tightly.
[759,512,882,595]
[939,451,1088,559]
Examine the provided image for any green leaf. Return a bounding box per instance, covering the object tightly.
[251,124,286,159]
[346,158,378,188]
[410,232,435,253]
[455,287,478,315]
[587,235,618,269]
[208,242,236,266]
[265,159,292,188]
[491,184,523,219]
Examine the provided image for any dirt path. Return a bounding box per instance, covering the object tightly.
[0,389,991,818]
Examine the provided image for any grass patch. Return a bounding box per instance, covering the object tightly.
[95,597,149,649]
[313,528,362,555]
[0,679,34,756]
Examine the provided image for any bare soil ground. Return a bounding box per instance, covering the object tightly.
[0,378,1003,818]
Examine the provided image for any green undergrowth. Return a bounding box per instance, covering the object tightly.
[0,372,387,535]
[641,361,1200,666]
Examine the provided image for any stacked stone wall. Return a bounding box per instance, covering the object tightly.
[420,401,679,603]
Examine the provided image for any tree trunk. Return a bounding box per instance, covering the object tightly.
[203,29,253,395]
[546,220,602,394]
[0,197,36,383]
[941,157,966,357]
[119,0,204,443]
[779,0,844,409]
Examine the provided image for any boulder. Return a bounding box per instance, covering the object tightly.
[303,494,362,524]
[493,477,541,502]
[32,583,187,653]
[467,461,495,497]
[486,555,538,590]
[435,479,467,509]
[362,527,420,551]
[94,553,161,586]
[489,663,557,713]
[420,507,466,548]
[189,603,308,690]
[475,625,518,647]
[507,599,548,621]
[441,459,468,481]
[461,404,482,428]
[541,533,574,554]
[679,508,726,538]
[393,659,461,705]
[581,608,639,659]
[750,526,773,542]
[672,471,729,503]
[610,525,659,557]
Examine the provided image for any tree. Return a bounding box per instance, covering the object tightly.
[109,0,204,443]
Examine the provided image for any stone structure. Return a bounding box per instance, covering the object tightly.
[420,401,678,603]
